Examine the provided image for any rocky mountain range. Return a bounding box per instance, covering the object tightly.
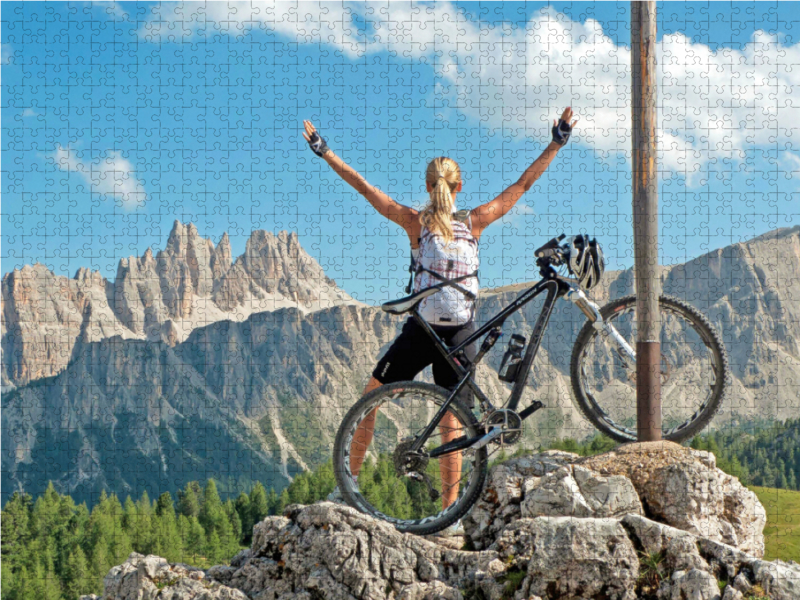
[2,223,799,506]
[1,220,357,389]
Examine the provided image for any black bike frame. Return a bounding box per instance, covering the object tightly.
[409,274,572,454]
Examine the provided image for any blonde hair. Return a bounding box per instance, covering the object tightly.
[420,157,461,243]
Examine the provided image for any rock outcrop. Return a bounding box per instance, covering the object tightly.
[464,442,766,558]
[83,445,800,600]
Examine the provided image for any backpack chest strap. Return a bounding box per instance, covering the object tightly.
[413,265,479,301]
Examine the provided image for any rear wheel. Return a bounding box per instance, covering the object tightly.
[332,382,488,535]
[570,295,728,443]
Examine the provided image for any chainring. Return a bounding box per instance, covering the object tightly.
[486,409,523,445]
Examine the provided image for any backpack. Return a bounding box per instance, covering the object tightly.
[406,209,479,326]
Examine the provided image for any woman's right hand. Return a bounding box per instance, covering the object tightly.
[302,120,331,157]
[552,107,578,146]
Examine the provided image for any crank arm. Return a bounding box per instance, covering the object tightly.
[428,403,545,458]
[427,434,480,459]
[519,401,544,421]
[472,427,504,449]
[427,426,504,457]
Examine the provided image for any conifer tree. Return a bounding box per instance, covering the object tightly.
[63,546,90,600]
[194,479,237,556]
[199,479,224,534]
[109,528,133,565]
[2,492,32,571]
[34,550,63,600]
[234,492,252,543]
[248,483,269,530]
[135,491,155,555]
[177,482,201,518]
[288,473,310,505]
[89,536,110,593]
[9,564,32,600]
[277,489,290,514]
[266,488,279,516]
[152,492,182,563]
[205,529,221,564]
[2,559,15,600]
[185,517,206,561]
[224,500,242,551]
[155,492,175,518]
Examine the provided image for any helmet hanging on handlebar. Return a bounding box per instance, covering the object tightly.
[568,235,605,290]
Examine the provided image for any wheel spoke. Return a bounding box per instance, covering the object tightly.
[334,383,487,534]
[572,296,728,443]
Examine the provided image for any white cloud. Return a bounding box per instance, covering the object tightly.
[134,2,800,188]
[22,109,39,117]
[50,146,147,209]
[781,152,800,179]
[1,43,13,65]
[93,1,129,20]
[514,202,536,216]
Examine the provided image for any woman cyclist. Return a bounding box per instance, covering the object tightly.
[303,108,576,531]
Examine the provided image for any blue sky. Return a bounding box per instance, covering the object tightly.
[3,1,799,304]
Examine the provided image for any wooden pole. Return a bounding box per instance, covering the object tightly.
[631,1,662,442]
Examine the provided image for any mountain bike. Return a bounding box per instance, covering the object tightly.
[332,234,729,535]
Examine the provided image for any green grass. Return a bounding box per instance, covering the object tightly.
[749,486,800,562]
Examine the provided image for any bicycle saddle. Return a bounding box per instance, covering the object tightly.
[381,286,443,314]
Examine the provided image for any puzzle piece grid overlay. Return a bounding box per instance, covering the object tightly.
[1,2,799,560]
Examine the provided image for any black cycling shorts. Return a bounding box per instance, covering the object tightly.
[372,317,477,408]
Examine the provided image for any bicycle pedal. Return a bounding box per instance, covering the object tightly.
[519,401,544,420]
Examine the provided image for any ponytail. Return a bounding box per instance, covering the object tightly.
[420,157,461,243]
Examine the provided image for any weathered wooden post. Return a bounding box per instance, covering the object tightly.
[631,1,662,441]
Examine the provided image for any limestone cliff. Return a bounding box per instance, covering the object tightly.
[3,227,799,506]
[1,220,357,388]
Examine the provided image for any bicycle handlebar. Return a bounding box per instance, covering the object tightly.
[534,234,567,259]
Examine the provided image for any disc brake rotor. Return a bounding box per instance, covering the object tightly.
[392,438,429,477]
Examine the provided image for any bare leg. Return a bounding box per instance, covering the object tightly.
[349,377,383,475]
[350,377,463,509]
[438,411,463,509]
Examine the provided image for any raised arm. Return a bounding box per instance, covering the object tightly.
[302,120,419,233]
[470,107,577,239]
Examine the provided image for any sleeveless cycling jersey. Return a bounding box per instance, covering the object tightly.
[410,211,479,326]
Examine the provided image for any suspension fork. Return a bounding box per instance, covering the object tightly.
[566,286,637,363]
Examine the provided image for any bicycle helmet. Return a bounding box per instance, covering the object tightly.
[568,235,605,290]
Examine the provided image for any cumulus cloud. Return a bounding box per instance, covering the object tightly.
[1,43,13,65]
[781,152,800,179]
[135,2,800,188]
[50,146,147,209]
[92,1,130,20]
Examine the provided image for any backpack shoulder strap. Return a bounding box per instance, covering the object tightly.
[405,238,421,294]
[453,209,470,224]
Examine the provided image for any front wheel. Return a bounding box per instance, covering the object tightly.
[332,382,488,535]
[570,295,729,443]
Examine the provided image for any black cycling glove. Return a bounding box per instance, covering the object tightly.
[307,130,331,157]
[552,119,572,146]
